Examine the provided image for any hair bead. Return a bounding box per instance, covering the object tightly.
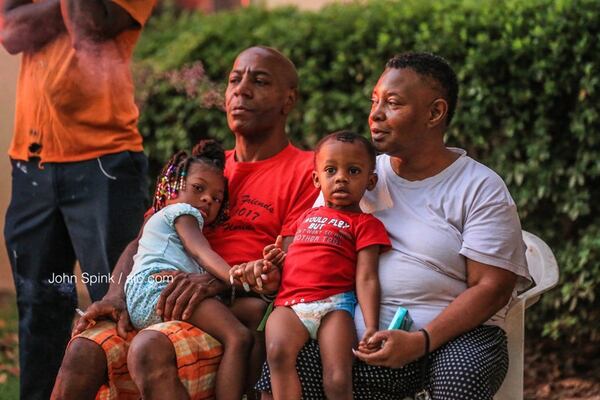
[151,141,230,226]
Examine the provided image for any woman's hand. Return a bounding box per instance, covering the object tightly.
[72,295,133,338]
[229,263,251,291]
[353,330,426,368]
[154,271,223,321]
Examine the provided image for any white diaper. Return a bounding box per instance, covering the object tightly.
[290,291,356,339]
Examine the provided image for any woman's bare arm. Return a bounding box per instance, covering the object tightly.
[355,260,517,368]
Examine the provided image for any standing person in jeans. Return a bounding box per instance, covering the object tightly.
[1,0,155,398]
[51,46,319,400]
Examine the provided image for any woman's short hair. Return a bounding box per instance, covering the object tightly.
[386,52,459,126]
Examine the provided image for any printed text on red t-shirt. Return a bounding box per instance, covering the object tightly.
[294,216,352,246]
[221,194,274,231]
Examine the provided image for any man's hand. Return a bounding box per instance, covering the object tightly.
[154,271,223,321]
[72,295,132,338]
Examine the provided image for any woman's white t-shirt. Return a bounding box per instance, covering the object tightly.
[354,149,531,337]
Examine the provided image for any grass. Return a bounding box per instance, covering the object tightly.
[0,292,19,399]
[0,282,91,400]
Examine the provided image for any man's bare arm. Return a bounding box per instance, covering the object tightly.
[1,0,65,54]
[72,228,142,338]
[60,0,138,47]
[104,237,138,299]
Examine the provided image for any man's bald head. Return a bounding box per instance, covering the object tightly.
[225,46,299,140]
[236,46,298,90]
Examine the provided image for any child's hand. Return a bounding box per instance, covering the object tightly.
[263,235,286,267]
[357,328,381,354]
[265,248,286,268]
[230,259,280,293]
[230,259,275,291]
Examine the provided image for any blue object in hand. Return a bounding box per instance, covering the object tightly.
[387,306,413,331]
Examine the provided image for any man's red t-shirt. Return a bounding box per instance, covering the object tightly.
[275,206,391,306]
[204,144,318,266]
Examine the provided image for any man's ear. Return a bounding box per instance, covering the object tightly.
[312,170,320,188]
[428,98,448,128]
[282,88,298,115]
[366,172,378,191]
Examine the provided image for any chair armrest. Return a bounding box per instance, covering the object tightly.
[519,231,560,309]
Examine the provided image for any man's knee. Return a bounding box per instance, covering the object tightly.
[128,330,175,376]
[60,337,106,376]
[127,330,190,399]
[52,338,107,399]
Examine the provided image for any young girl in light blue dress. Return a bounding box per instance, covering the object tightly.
[125,140,255,400]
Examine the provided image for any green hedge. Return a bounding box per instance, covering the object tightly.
[133,0,600,342]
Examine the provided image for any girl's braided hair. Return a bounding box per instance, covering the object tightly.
[152,139,229,225]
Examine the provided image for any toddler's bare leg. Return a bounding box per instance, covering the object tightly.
[318,310,356,400]
[265,307,309,400]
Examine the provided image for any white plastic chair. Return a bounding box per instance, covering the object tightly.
[494,230,560,400]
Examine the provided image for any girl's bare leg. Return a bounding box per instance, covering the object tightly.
[230,297,268,396]
[318,310,356,400]
[187,298,254,400]
[265,307,309,400]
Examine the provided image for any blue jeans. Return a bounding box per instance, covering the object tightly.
[4,151,148,400]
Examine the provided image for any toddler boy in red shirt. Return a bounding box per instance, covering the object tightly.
[261,131,390,399]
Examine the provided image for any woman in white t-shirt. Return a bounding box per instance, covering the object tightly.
[254,52,531,400]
